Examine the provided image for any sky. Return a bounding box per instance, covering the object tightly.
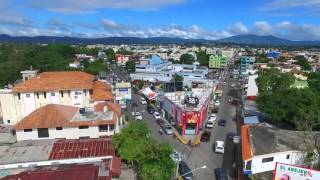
[1,0,320,40]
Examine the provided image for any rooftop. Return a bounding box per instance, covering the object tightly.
[14,104,116,130]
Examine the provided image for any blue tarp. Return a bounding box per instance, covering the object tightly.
[244,116,259,125]
[266,51,280,59]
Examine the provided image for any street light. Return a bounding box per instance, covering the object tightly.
[180,165,207,178]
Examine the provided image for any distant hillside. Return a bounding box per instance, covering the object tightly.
[0,34,320,46]
[216,34,320,46]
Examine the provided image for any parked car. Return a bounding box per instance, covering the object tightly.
[140,97,147,105]
[134,112,142,120]
[169,151,181,163]
[147,106,155,114]
[206,118,215,128]
[214,141,225,154]
[214,100,220,107]
[226,132,236,141]
[200,130,211,142]
[156,119,165,126]
[214,168,228,180]
[210,113,217,121]
[153,112,161,119]
[178,161,193,180]
[163,123,173,135]
[218,119,226,126]
[222,81,227,86]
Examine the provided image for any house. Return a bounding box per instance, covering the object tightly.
[209,55,227,69]
[115,54,130,65]
[240,56,255,75]
[0,138,121,179]
[241,124,316,176]
[0,71,113,125]
[14,103,122,141]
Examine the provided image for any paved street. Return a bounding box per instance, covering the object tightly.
[111,63,239,180]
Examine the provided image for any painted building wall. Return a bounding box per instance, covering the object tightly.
[243,151,305,175]
[16,124,118,141]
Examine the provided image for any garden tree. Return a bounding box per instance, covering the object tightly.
[196,51,209,66]
[179,54,194,64]
[256,53,268,63]
[295,55,311,71]
[85,59,108,75]
[112,122,175,180]
[255,68,295,93]
[278,56,286,62]
[174,74,184,82]
[32,50,69,71]
[138,80,145,89]
[308,72,320,92]
[117,48,133,55]
[125,60,136,72]
[105,48,115,61]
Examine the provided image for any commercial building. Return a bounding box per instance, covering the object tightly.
[161,87,214,136]
[209,55,227,68]
[0,138,121,179]
[0,71,114,125]
[241,124,314,176]
[114,82,131,109]
[240,56,256,75]
[14,103,122,141]
[115,54,130,65]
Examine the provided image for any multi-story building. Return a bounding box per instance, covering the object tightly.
[209,55,227,68]
[0,71,114,125]
[115,54,130,65]
[114,82,131,109]
[240,56,256,75]
[14,103,121,141]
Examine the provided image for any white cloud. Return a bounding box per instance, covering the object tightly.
[259,0,320,12]
[101,18,118,29]
[252,21,273,35]
[228,22,248,35]
[25,0,186,14]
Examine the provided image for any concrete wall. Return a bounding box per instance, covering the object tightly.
[16,125,117,141]
[244,151,305,174]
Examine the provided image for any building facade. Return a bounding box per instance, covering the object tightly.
[114,82,131,109]
[209,55,227,68]
[240,56,256,75]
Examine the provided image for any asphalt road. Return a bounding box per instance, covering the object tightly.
[111,63,239,180]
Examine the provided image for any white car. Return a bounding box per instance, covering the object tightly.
[206,118,215,128]
[214,100,220,107]
[140,97,147,105]
[210,113,217,121]
[169,151,182,163]
[133,112,142,120]
[222,81,227,86]
[215,141,225,154]
[153,112,161,119]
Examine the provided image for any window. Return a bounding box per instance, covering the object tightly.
[60,91,64,98]
[109,124,115,131]
[37,128,49,138]
[262,157,274,163]
[26,93,31,98]
[78,126,89,129]
[83,90,87,95]
[18,93,21,100]
[68,90,71,97]
[24,129,32,132]
[79,136,90,139]
[36,93,39,99]
[44,92,47,99]
[89,90,93,95]
[56,127,63,130]
[99,125,108,132]
[7,120,10,124]
[245,160,252,170]
[286,154,290,159]
[51,92,55,96]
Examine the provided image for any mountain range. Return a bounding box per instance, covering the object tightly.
[0,34,320,46]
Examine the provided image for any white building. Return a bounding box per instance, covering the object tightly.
[0,71,114,125]
[114,82,131,109]
[244,71,258,100]
[241,124,311,176]
[14,103,122,141]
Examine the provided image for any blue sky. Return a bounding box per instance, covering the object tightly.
[1,0,320,40]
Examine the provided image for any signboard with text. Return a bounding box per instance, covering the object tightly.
[274,163,320,180]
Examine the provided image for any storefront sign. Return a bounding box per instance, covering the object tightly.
[274,163,320,180]
[119,88,128,92]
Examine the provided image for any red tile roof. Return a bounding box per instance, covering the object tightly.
[91,81,114,101]
[14,104,115,130]
[13,71,95,93]
[241,125,252,161]
[95,102,121,116]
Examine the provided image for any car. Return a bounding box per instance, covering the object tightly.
[222,81,227,86]
[214,100,220,107]
[140,97,147,105]
[178,161,193,180]
[147,106,155,114]
[210,113,217,121]
[134,112,142,120]
[218,119,226,126]
[206,118,215,128]
[156,119,165,126]
[163,124,173,135]
[214,141,225,154]
[200,130,211,142]
[153,112,161,119]
[214,168,228,180]
[169,151,182,163]
[226,132,236,141]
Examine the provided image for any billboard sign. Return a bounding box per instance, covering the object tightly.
[274,163,320,180]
